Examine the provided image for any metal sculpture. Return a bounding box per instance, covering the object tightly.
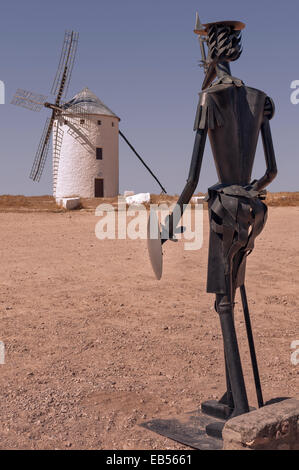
[147,14,277,443]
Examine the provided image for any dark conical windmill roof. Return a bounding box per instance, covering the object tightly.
[63,87,120,119]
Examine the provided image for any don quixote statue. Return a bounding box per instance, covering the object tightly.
[146,13,278,445]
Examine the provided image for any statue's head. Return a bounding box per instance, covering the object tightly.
[194,14,245,64]
[194,14,245,88]
[206,23,243,63]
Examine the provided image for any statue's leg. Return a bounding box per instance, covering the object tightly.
[201,301,234,419]
[215,292,249,417]
[216,297,234,410]
[205,284,249,439]
[203,192,264,438]
[219,346,234,409]
[240,284,264,408]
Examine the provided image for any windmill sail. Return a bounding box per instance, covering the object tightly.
[52,122,64,196]
[51,30,79,102]
[66,120,95,154]
[12,30,79,183]
[11,89,48,112]
[62,102,92,130]
[30,116,54,181]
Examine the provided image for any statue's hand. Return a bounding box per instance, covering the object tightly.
[161,215,185,244]
[244,180,267,199]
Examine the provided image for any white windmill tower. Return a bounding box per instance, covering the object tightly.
[11,30,167,199]
[53,87,120,198]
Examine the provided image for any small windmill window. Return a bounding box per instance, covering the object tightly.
[111,122,114,127]
[96,148,103,160]
[97,120,102,126]
[80,119,85,125]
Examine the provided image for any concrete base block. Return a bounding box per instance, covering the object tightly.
[56,197,81,210]
[125,192,150,205]
[223,398,299,450]
[123,190,135,197]
[191,196,206,204]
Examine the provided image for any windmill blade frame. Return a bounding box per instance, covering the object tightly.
[51,30,79,102]
[11,89,48,112]
[62,102,92,131]
[65,118,95,155]
[52,121,64,196]
[53,121,64,163]
[30,116,54,182]
[11,29,80,184]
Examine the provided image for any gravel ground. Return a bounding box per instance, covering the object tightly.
[0,207,298,449]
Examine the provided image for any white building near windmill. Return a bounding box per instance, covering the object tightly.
[53,87,120,199]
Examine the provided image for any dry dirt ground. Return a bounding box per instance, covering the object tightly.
[1,191,299,211]
[0,205,298,449]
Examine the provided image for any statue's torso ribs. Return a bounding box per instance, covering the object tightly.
[195,83,267,186]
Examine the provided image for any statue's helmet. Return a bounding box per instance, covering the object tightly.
[194,13,245,62]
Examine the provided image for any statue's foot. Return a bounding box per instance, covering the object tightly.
[205,407,249,439]
[205,420,225,439]
[201,394,233,420]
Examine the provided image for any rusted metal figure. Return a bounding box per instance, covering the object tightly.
[148,15,277,439]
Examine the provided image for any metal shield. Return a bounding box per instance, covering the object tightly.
[147,209,163,280]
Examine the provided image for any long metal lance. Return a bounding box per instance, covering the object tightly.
[119,130,167,194]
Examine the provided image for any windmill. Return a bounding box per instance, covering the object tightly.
[11,31,88,182]
[11,31,167,195]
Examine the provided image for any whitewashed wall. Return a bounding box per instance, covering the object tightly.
[54,114,119,198]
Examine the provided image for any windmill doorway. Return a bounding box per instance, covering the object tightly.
[95,178,104,197]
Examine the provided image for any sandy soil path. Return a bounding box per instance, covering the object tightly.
[0,207,298,449]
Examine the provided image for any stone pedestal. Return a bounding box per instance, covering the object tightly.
[223,398,299,450]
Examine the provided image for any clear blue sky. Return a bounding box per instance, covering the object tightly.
[0,0,298,195]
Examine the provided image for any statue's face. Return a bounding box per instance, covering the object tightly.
[207,24,242,63]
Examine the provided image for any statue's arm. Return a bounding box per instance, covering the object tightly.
[163,126,208,241]
[251,97,278,192]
